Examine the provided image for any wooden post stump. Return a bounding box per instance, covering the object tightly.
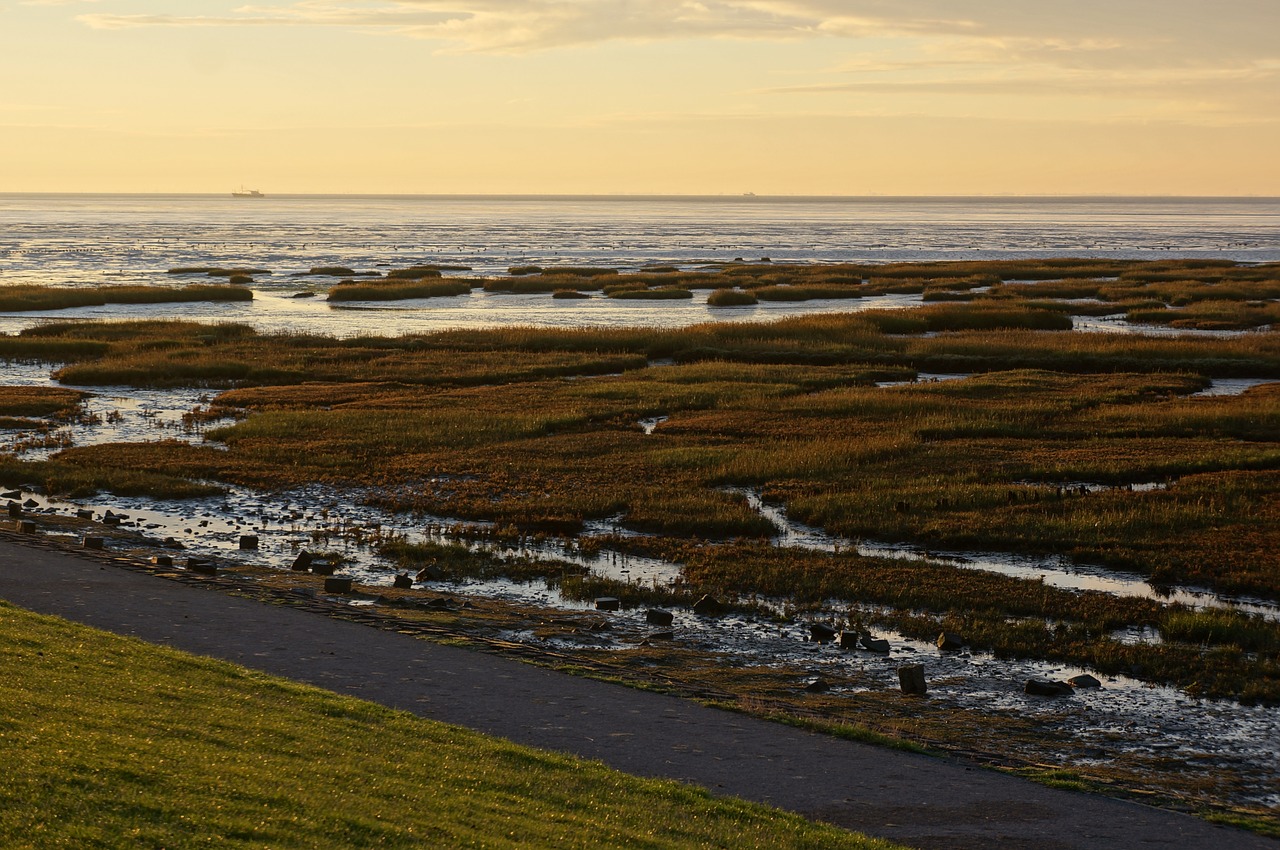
[82,536,105,550]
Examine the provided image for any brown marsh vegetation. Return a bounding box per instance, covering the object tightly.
[0,283,252,313]
[2,259,1277,707]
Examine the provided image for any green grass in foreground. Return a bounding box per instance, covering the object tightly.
[0,602,897,850]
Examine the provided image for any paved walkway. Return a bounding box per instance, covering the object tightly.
[0,534,1273,850]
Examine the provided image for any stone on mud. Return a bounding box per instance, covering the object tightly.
[809,623,838,642]
[836,630,862,649]
[898,664,927,695]
[1024,677,1074,697]
[860,636,891,654]
[594,597,621,612]
[645,608,674,627]
[324,576,354,594]
[238,535,259,550]
[393,574,413,589]
[291,551,313,571]
[691,594,724,616]
[936,632,966,651]
[1068,674,1102,689]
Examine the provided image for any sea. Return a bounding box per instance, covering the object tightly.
[1,193,1278,336]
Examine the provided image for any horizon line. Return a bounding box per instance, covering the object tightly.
[2,192,1278,202]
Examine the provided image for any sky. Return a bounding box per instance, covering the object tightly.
[2,0,1279,195]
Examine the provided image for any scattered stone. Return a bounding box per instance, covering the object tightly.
[1024,677,1074,697]
[22,499,38,508]
[645,608,674,627]
[162,537,184,549]
[188,559,217,576]
[324,576,354,594]
[310,560,336,576]
[291,551,313,571]
[594,597,621,612]
[75,509,94,520]
[898,664,927,695]
[238,534,259,550]
[6,502,19,518]
[415,564,444,582]
[809,623,838,642]
[150,555,173,567]
[1068,674,1102,689]
[392,574,413,589]
[0,490,19,500]
[860,636,891,654]
[17,520,36,534]
[803,679,831,693]
[82,536,104,550]
[836,630,861,649]
[937,632,966,651]
[691,594,724,616]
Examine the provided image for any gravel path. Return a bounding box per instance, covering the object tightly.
[1,534,1273,850]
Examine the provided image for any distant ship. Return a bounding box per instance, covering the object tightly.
[232,187,264,198]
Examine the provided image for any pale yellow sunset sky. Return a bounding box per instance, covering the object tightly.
[2,0,1279,195]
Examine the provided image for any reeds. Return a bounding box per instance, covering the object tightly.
[326,280,471,302]
[0,284,252,312]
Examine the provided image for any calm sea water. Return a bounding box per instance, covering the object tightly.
[1,194,1277,335]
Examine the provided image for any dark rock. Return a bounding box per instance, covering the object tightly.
[76,509,94,520]
[0,490,19,500]
[82,536,104,550]
[6,502,19,518]
[809,623,838,642]
[648,631,675,641]
[150,554,173,567]
[803,679,830,693]
[415,564,444,582]
[162,537,184,549]
[645,608,674,627]
[324,576,353,594]
[860,636,891,654]
[310,560,336,576]
[17,520,35,534]
[594,597,621,612]
[423,597,457,610]
[238,535,259,550]
[291,551,313,571]
[898,664,927,695]
[936,632,966,651]
[188,559,217,576]
[102,514,122,527]
[392,574,413,589]
[1024,677,1074,697]
[691,594,724,616]
[836,630,862,649]
[23,499,38,508]
[1068,674,1102,689]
